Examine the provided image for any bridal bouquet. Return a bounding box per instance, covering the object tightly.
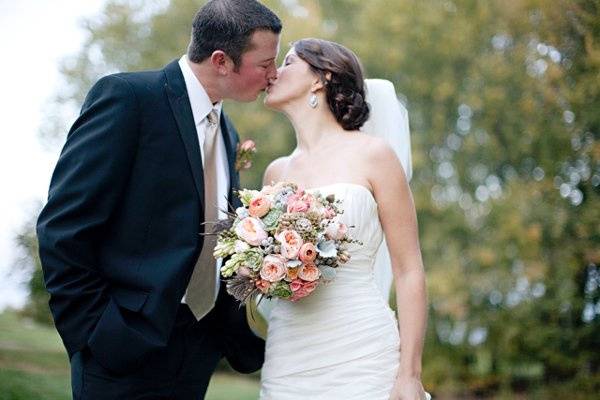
[213,182,359,303]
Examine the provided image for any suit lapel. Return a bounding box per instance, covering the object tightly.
[164,60,205,209]
[220,114,240,210]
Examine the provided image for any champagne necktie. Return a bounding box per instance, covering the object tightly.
[186,109,220,320]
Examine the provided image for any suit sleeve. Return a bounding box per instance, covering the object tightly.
[36,75,140,357]
[217,117,265,373]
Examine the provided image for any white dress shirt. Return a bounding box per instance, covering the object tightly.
[178,55,230,301]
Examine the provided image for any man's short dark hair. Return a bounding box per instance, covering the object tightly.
[188,0,282,69]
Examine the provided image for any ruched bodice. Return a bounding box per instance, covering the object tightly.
[260,183,400,400]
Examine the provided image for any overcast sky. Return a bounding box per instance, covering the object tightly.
[0,0,107,310]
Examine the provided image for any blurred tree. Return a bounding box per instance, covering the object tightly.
[20,0,599,397]
[14,206,53,325]
[350,0,600,397]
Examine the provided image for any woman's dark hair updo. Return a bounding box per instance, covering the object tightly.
[293,38,370,131]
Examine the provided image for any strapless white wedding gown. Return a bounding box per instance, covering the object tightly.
[259,183,400,400]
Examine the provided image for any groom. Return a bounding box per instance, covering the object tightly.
[36,0,280,398]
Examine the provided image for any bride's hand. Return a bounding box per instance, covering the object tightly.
[389,375,428,400]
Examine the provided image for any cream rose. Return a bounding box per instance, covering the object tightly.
[235,217,268,246]
[276,230,304,259]
[259,255,287,282]
[325,221,348,240]
[260,184,276,196]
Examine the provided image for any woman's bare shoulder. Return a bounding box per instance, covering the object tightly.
[263,156,290,185]
[346,132,396,162]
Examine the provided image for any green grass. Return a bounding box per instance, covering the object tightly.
[0,369,71,400]
[0,311,259,400]
[206,374,260,400]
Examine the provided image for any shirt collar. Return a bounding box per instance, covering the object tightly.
[178,55,223,126]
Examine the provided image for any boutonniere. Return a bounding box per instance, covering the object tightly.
[235,139,257,171]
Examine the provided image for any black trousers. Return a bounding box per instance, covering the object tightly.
[70,304,222,400]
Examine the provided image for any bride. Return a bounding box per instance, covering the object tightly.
[258,38,429,400]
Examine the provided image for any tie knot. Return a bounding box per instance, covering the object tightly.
[207,109,219,126]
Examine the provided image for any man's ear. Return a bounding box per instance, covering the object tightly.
[210,50,234,75]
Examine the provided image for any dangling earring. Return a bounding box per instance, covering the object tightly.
[309,93,318,108]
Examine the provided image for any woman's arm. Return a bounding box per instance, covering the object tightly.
[369,138,428,398]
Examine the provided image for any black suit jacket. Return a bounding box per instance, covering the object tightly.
[36,60,264,374]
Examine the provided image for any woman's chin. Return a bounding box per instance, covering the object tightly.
[263,94,281,110]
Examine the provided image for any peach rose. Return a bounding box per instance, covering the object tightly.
[259,255,287,282]
[248,194,271,218]
[235,217,268,246]
[298,242,317,263]
[276,230,304,259]
[298,263,321,282]
[255,279,271,294]
[236,266,252,277]
[325,221,348,240]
